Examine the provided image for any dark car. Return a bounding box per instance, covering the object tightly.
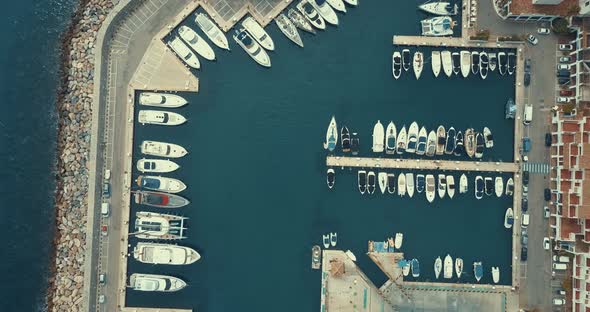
[102,182,111,198]
[521,230,528,246]
[524,72,531,86]
[524,59,531,72]
[545,133,552,147]
[544,188,551,201]
[522,198,529,212]
[558,77,571,85]
[521,246,528,261]
[523,171,530,185]
[557,69,570,77]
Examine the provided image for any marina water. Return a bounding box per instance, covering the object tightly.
[0,0,78,311]
[128,0,515,311]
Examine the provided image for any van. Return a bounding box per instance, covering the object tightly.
[553,263,568,270]
[553,255,570,263]
[101,202,110,217]
[521,213,530,227]
[523,104,533,125]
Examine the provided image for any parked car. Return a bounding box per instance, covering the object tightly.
[543,237,551,250]
[555,289,566,295]
[524,72,530,86]
[524,59,531,72]
[522,184,528,198]
[101,225,108,236]
[544,206,550,218]
[537,27,550,35]
[99,273,106,284]
[98,295,106,304]
[558,77,571,85]
[559,56,571,63]
[523,171,530,185]
[556,96,571,103]
[545,133,552,146]
[545,188,551,201]
[102,182,111,198]
[523,137,531,152]
[559,44,573,51]
[522,198,529,212]
[521,246,528,261]
[527,34,539,45]
[557,69,570,77]
[521,230,528,246]
[104,169,111,180]
[557,64,569,70]
[522,213,530,227]
[553,298,566,305]
[559,89,573,96]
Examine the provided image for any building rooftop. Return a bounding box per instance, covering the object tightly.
[508,0,578,16]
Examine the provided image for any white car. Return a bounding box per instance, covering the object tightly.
[553,298,565,305]
[557,64,569,70]
[527,34,538,45]
[537,28,550,35]
[543,237,551,250]
[559,56,571,63]
[544,206,550,218]
[556,96,571,103]
[559,44,573,51]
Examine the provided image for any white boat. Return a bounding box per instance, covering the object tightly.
[137,159,180,173]
[434,256,442,279]
[460,50,470,78]
[385,121,397,154]
[168,37,200,69]
[475,176,484,199]
[474,261,483,282]
[330,232,337,247]
[459,173,468,194]
[139,92,187,108]
[492,267,500,284]
[508,52,516,75]
[443,254,453,279]
[416,126,428,155]
[327,168,335,189]
[489,52,497,71]
[498,52,507,75]
[387,174,396,194]
[483,127,494,148]
[470,51,479,75]
[396,126,407,154]
[398,173,406,197]
[242,17,275,51]
[441,50,452,77]
[372,120,385,153]
[345,250,357,261]
[343,0,358,6]
[275,14,304,48]
[402,49,411,71]
[137,175,187,193]
[413,52,424,79]
[495,177,503,197]
[287,8,316,34]
[402,261,411,276]
[436,125,445,155]
[195,13,230,50]
[233,28,271,67]
[437,174,446,198]
[358,170,367,194]
[479,51,489,79]
[141,140,188,158]
[418,1,458,15]
[504,207,514,229]
[298,1,326,30]
[326,0,346,13]
[406,173,415,198]
[406,121,419,153]
[425,174,436,203]
[421,16,454,36]
[129,273,186,292]
[138,110,186,126]
[134,211,187,240]
[322,234,330,248]
[392,52,402,79]
[309,0,338,26]
[455,258,463,278]
[446,175,455,199]
[394,233,403,249]
[324,116,338,152]
[506,177,514,196]
[431,51,441,77]
[378,172,388,194]
[133,242,200,265]
[178,25,216,61]
[367,171,376,194]
[451,52,460,75]
[426,130,436,156]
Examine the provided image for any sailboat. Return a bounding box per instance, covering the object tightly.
[504,207,514,229]
[324,116,338,152]
[495,177,503,198]
[396,125,407,154]
[455,258,463,278]
[421,16,454,36]
[398,173,406,197]
[506,178,514,196]
[479,51,489,79]
[287,8,316,34]
[431,51,441,77]
[372,120,385,153]
[498,52,507,76]
[436,125,446,155]
[341,126,351,152]
[471,51,479,75]
[443,254,453,279]
[437,174,446,198]
[426,130,436,156]
[489,52,497,72]
[460,50,470,78]
[416,126,428,155]
[392,52,402,79]
[358,170,367,194]
[402,49,411,71]
[447,175,455,199]
[406,173,415,198]
[459,174,468,194]
[275,14,304,48]
[441,50,452,77]
[413,52,424,79]
[426,174,436,203]
[451,51,460,75]
[378,172,388,194]
[407,121,419,153]
[434,256,442,279]
[387,174,396,194]
[367,171,376,194]
[385,122,397,154]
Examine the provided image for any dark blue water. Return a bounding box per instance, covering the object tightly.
[0,0,78,311]
[127,1,514,311]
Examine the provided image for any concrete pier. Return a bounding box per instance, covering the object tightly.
[326,156,519,173]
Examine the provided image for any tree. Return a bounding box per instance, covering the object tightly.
[567,4,581,16]
[552,18,571,34]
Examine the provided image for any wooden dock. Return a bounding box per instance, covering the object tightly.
[326,156,519,173]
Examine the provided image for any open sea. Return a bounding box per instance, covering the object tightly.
[0,0,78,311]
[127,1,515,311]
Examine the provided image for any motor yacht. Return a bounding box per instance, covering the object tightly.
[138,110,187,126]
[464,128,475,158]
[378,172,388,194]
[372,120,385,153]
[451,51,460,75]
[489,52,497,71]
[437,174,446,198]
[426,130,436,156]
[441,50,452,77]
[444,254,453,279]
[416,126,427,155]
[426,174,436,203]
[444,126,456,155]
[406,173,415,198]
[416,174,425,193]
[387,174,396,194]
[498,52,507,75]
[454,131,464,156]
[242,16,275,50]
[475,176,484,199]
[406,121,419,153]
[137,159,180,173]
[484,177,493,196]
[504,207,514,229]
[495,177,503,197]
[396,125,407,154]
[309,0,338,26]
[436,125,445,155]
[134,211,187,240]
[287,8,316,34]
[327,169,335,189]
[297,1,326,30]
[392,51,402,79]
[141,140,188,158]
[139,92,187,108]
[479,51,489,79]
[475,132,484,159]
[402,49,411,71]
[341,126,351,152]
[413,52,424,79]
[459,173,468,194]
[195,13,230,50]
[431,51,441,77]
[133,242,200,265]
[483,127,494,148]
[178,25,216,61]
[506,177,514,196]
[455,258,463,278]
[470,51,479,75]
[232,28,271,67]
[129,273,186,292]
[134,191,189,208]
[398,173,406,197]
[168,36,200,69]
[385,121,397,154]
[137,175,187,194]
[434,256,442,279]
[447,175,455,199]
[326,0,346,12]
[367,171,376,194]
[460,50,470,78]
[358,170,367,194]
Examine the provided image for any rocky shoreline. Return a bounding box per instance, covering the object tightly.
[47,0,113,311]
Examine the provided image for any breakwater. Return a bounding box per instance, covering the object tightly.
[47,0,113,310]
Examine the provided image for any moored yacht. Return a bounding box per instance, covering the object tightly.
[451,51,460,75]
[479,51,489,79]
[416,126,428,155]
[129,273,186,292]
[402,49,411,71]
[351,132,360,155]
[341,126,351,152]
[441,50,452,77]
[326,0,346,13]
[398,173,406,197]
[447,175,455,199]
[484,177,493,196]
[508,52,516,75]
[454,131,464,156]
[297,1,326,30]
[506,177,514,196]
[426,174,436,203]
[392,52,402,79]
[288,8,316,34]
[275,14,304,48]
[489,52,497,71]
[141,140,188,158]
[460,50,470,78]
[310,0,339,26]
[233,28,271,67]
[367,171,376,194]
[139,92,187,108]
[378,172,388,194]
[343,0,358,5]
[138,110,187,126]
[426,130,436,156]
[475,176,484,199]
[434,256,442,279]
[195,13,230,50]
[483,127,494,148]
[385,121,397,154]
[444,126,456,155]
[498,52,507,75]
[416,174,425,193]
[418,1,458,15]
[470,51,479,75]
[134,211,187,240]
[455,258,463,278]
[437,174,446,198]
[137,159,180,173]
[412,258,420,277]
[324,116,338,152]
[406,173,415,198]
[413,52,424,79]
[178,25,216,61]
[475,132,484,159]
[387,174,396,194]
[504,207,514,229]
[137,175,187,194]
[492,267,500,284]
[444,254,453,279]
[168,37,200,69]
[358,170,367,194]
[330,232,337,247]
[327,169,335,189]
[495,177,503,197]
[474,262,483,282]
[401,260,410,276]
[395,233,403,249]
[133,242,200,265]
[406,121,419,153]
[242,16,275,51]
[464,128,475,158]
[431,51,441,77]
[322,234,330,248]
[436,125,446,155]
[372,120,385,153]
[134,191,189,208]
[421,16,454,36]
[459,174,468,194]
[312,245,321,269]
[396,125,407,154]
